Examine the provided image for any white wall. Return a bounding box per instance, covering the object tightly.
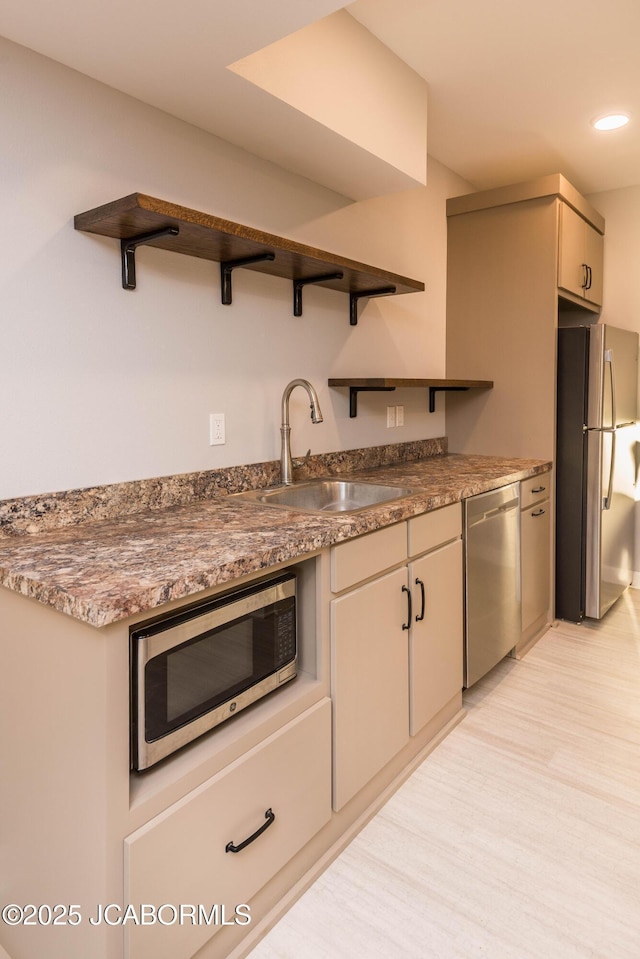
[0,36,470,501]
[588,186,640,582]
[589,186,640,589]
[589,186,640,334]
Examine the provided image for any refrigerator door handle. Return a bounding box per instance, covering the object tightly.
[603,347,616,512]
[603,428,616,510]
[604,347,617,430]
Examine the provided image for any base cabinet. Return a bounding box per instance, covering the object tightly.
[124,699,332,959]
[520,473,551,638]
[331,505,463,811]
[331,567,410,811]
[409,538,463,735]
[0,485,542,959]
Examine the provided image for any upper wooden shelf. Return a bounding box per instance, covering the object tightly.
[74,193,424,324]
[328,377,494,416]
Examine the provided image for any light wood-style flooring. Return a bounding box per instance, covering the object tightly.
[248,589,640,959]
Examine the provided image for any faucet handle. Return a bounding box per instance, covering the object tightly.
[292,449,312,469]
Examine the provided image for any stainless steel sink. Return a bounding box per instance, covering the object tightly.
[233,479,419,514]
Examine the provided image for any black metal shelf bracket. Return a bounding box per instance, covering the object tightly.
[293,272,344,316]
[349,286,397,326]
[121,227,180,290]
[428,386,468,413]
[348,385,396,418]
[220,253,275,305]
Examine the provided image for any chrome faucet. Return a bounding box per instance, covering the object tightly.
[280,379,323,485]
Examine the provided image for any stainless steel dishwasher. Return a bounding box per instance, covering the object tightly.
[464,482,521,687]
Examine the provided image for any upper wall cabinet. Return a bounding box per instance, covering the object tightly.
[74,194,424,325]
[445,173,605,462]
[557,202,603,308]
[446,173,604,316]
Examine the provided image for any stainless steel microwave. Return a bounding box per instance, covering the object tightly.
[130,572,297,770]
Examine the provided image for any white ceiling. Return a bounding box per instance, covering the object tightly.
[349,0,640,195]
[1,0,639,197]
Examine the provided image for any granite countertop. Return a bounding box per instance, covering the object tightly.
[0,447,551,628]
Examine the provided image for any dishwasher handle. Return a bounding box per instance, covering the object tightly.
[465,483,520,528]
[482,499,519,520]
[467,498,519,528]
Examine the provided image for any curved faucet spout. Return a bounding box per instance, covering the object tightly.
[280,379,323,485]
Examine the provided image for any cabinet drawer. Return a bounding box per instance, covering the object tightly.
[520,472,551,509]
[124,699,332,959]
[331,521,407,593]
[408,502,461,557]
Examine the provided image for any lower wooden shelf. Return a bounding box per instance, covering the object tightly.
[327,378,494,416]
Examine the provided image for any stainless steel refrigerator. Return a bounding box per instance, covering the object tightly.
[556,324,638,621]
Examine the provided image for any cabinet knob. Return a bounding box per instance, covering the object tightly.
[532,508,546,517]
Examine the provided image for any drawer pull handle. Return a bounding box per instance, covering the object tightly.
[532,508,546,517]
[402,585,412,630]
[415,578,426,622]
[225,808,275,854]
[531,486,546,493]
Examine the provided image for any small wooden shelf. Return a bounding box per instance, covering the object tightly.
[74,194,424,324]
[328,378,494,416]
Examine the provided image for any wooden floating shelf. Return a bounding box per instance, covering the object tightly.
[328,378,494,416]
[74,194,424,324]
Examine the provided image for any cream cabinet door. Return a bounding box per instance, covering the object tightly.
[331,567,409,811]
[409,539,463,736]
[521,500,551,631]
[558,202,603,307]
[584,223,604,305]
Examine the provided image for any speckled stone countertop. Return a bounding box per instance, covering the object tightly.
[0,442,550,628]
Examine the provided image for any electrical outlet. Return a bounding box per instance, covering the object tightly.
[396,405,404,426]
[386,406,396,428]
[209,413,226,445]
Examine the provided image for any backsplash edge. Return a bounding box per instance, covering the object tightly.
[0,438,447,536]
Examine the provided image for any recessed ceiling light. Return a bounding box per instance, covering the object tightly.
[592,113,630,131]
